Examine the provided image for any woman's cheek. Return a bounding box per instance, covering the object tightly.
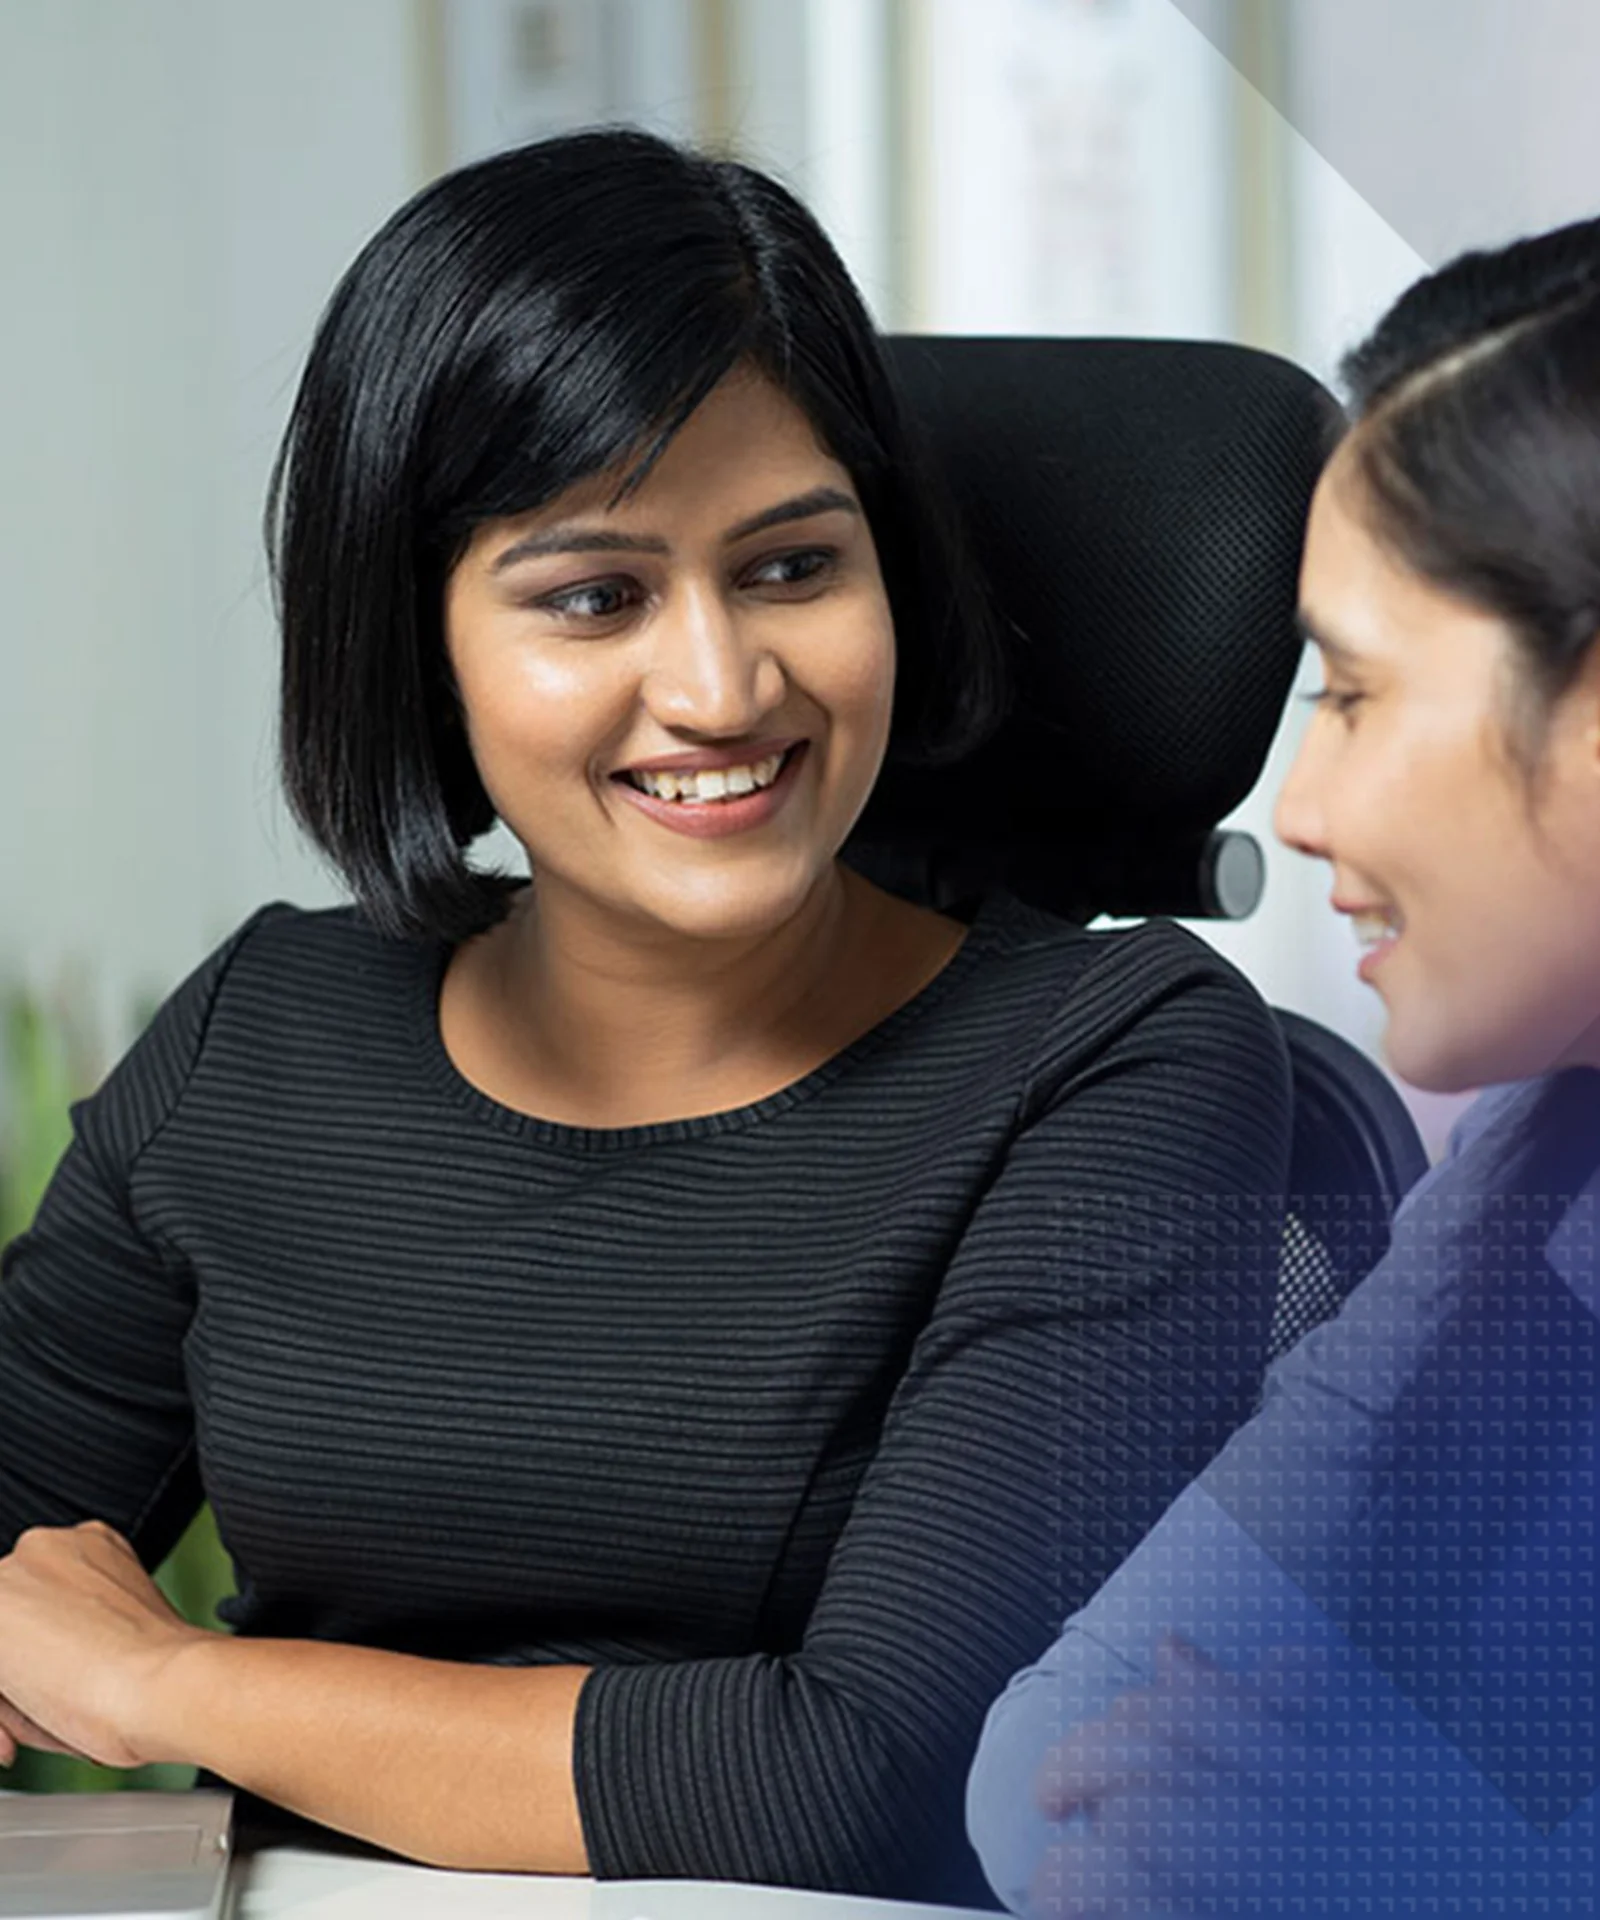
[830,604,897,726]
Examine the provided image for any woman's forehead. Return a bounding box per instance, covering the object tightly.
[1299,468,1404,660]
[538,379,846,524]
[457,401,858,574]
[1302,464,1505,674]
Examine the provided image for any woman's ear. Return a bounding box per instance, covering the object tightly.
[1575,628,1600,778]
[1512,627,1600,822]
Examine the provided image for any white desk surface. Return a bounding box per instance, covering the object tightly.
[231,1845,997,1920]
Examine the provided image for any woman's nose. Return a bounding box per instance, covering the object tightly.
[1273,725,1331,860]
[644,583,784,734]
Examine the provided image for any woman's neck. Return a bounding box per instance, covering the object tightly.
[441,863,964,1129]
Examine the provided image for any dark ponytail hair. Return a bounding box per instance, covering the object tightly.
[270,129,1003,944]
[1338,217,1600,742]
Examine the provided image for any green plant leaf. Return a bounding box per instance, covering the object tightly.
[2,978,235,1794]
[0,988,75,1247]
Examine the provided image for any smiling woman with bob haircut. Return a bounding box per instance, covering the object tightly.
[0,130,1288,1905]
[969,217,1600,1919]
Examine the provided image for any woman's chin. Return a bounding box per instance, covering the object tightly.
[1384,1014,1557,1097]
[615,862,842,948]
[1384,1048,1484,1098]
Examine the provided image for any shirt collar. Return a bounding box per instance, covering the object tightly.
[1545,1177,1600,1319]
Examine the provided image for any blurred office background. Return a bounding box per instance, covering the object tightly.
[4,0,1600,1168]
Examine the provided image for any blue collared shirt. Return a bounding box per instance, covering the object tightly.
[968,1070,1600,1916]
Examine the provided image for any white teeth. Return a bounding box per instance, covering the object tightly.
[1352,911,1401,949]
[630,751,788,803]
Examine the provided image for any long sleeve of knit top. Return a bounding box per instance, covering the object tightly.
[0,891,1290,1905]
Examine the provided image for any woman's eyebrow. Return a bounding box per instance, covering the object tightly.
[492,527,670,571]
[723,486,860,543]
[1294,610,1361,668]
[488,487,860,573]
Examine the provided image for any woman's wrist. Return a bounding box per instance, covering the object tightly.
[130,1627,233,1769]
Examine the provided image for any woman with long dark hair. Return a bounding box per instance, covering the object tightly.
[969,218,1600,1919]
[0,131,1287,1903]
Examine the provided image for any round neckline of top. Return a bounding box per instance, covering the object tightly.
[412,889,1025,1151]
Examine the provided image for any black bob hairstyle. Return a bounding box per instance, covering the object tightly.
[1337,214,1600,753]
[271,128,1003,943]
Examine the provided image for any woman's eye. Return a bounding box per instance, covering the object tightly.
[533,577,640,623]
[1302,687,1366,722]
[744,547,838,593]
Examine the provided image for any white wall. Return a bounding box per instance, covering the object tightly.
[801,0,895,319]
[440,0,701,159]
[0,0,420,1053]
[918,0,1233,339]
[1288,0,1600,270]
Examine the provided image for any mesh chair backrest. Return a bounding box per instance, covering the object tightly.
[860,336,1343,919]
[1269,1012,1430,1360]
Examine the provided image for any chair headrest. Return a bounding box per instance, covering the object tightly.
[850,336,1342,920]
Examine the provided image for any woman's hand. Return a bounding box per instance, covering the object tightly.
[0,1529,591,1870]
[0,1521,207,1771]
[0,1522,592,1869]
[1026,1635,1333,1920]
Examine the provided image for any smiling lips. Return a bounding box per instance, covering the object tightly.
[626,750,787,805]
[612,742,806,839]
[1340,902,1405,981]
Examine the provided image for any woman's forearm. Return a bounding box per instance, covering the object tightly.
[152,1634,591,1872]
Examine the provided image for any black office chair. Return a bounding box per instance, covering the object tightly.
[851,335,1429,1354]
[1271,1011,1429,1357]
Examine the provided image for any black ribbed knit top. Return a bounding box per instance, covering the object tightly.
[0,892,1289,1905]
